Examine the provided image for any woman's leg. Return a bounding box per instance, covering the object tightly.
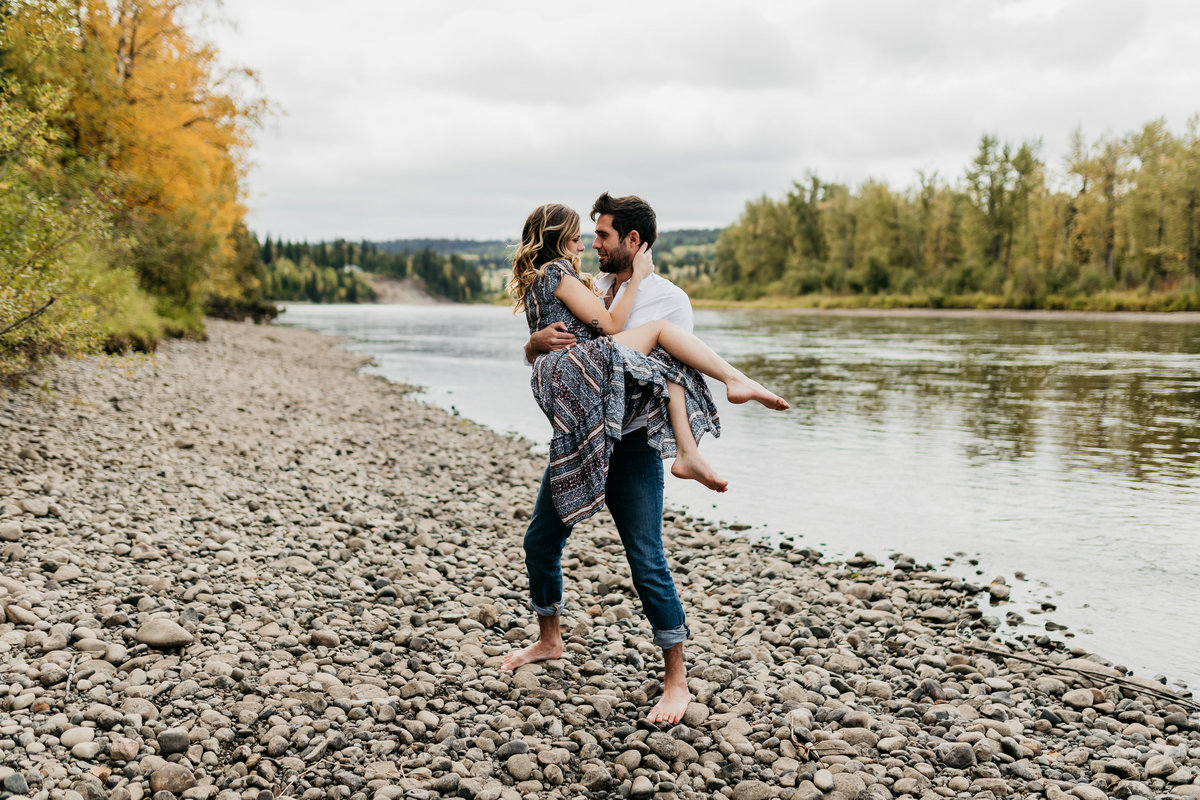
[501,467,569,670]
[666,380,727,491]
[612,320,790,410]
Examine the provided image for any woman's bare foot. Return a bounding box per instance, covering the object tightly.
[671,451,728,492]
[726,375,789,410]
[500,639,563,671]
[647,681,692,724]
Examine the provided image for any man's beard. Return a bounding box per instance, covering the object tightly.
[599,245,633,274]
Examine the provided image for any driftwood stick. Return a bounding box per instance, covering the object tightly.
[960,640,1199,713]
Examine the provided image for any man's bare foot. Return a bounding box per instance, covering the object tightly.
[671,451,728,492]
[647,682,692,724]
[726,375,789,410]
[500,639,562,671]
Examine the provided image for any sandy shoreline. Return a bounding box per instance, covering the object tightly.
[1,319,1198,800]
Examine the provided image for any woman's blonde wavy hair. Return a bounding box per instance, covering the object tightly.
[508,203,593,313]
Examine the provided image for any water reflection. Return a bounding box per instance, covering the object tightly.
[709,314,1200,484]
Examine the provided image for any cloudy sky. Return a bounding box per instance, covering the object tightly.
[204,0,1200,242]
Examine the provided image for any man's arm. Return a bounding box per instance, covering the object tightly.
[524,322,576,364]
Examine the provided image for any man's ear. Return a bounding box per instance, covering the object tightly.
[625,229,642,248]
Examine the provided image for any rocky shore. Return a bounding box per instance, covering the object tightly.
[1,319,1198,800]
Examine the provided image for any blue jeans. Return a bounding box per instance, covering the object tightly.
[524,429,690,650]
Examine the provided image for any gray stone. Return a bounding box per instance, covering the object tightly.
[630,775,655,799]
[71,741,101,759]
[54,564,84,582]
[3,773,29,795]
[60,727,96,748]
[0,522,22,541]
[1062,688,1094,709]
[580,765,611,791]
[1104,758,1139,778]
[135,618,193,648]
[941,741,976,769]
[646,732,678,761]
[682,702,710,726]
[19,497,49,516]
[5,603,37,625]
[494,740,528,760]
[157,727,190,755]
[73,777,106,800]
[40,664,69,686]
[505,753,533,781]
[311,629,340,647]
[1145,754,1176,778]
[109,738,140,761]
[730,779,773,800]
[150,763,196,794]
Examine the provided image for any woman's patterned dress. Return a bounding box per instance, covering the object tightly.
[525,259,720,525]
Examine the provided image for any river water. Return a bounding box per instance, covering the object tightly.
[280,303,1200,690]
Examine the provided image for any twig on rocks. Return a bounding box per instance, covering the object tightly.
[959,641,1200,713]
[273,757,332,800]
[64,652,80,699]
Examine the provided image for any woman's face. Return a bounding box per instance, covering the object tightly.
[567,230,584,255]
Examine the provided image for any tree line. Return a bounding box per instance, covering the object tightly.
[700,118,1200,310]
[1,0,271,381]
[257,237,484,303]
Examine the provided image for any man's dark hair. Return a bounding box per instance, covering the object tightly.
[590,192,657,248]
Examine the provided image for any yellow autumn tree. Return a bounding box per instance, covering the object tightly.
[67,0,266,324]
[1,0,269,381]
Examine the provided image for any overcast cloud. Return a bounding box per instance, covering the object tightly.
[204,0,1200,241]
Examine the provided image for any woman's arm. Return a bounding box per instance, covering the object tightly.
[553,245,652,334]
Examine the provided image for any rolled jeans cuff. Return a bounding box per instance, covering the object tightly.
[530,599,562,617]
[653,623,690,650]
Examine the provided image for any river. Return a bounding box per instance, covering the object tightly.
[279,303,1200,691]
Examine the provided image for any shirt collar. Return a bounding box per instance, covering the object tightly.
[594,272,653,294]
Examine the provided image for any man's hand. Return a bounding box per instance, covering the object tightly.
[632,243,653,281]
[526,321,576,361]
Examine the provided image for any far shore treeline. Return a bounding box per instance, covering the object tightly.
[694,121,1200,311]
[255,238,483,304]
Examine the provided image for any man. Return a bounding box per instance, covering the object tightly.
[501,192,694,725]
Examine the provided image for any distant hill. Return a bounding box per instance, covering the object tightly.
[375,239,509,256]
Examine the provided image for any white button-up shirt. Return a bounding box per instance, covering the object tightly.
[594,271,694,334]
[594,271,695,434]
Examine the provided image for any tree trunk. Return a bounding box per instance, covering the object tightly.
[1188,190,1198,277]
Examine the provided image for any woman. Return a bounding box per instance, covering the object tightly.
[509,203,788,526]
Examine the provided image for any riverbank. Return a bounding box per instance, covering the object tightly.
[689,298,1200,322]
[1,320,1197,800]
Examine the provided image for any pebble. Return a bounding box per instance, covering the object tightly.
[60,728,95,748]
[109,738,140,761]
[134,618,193,648]
[0,319,1196,800]
[149,763,195,794]
[505,753,533,781]
[157,727,190,755]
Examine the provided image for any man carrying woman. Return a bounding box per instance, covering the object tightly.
[503,193,787,724]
